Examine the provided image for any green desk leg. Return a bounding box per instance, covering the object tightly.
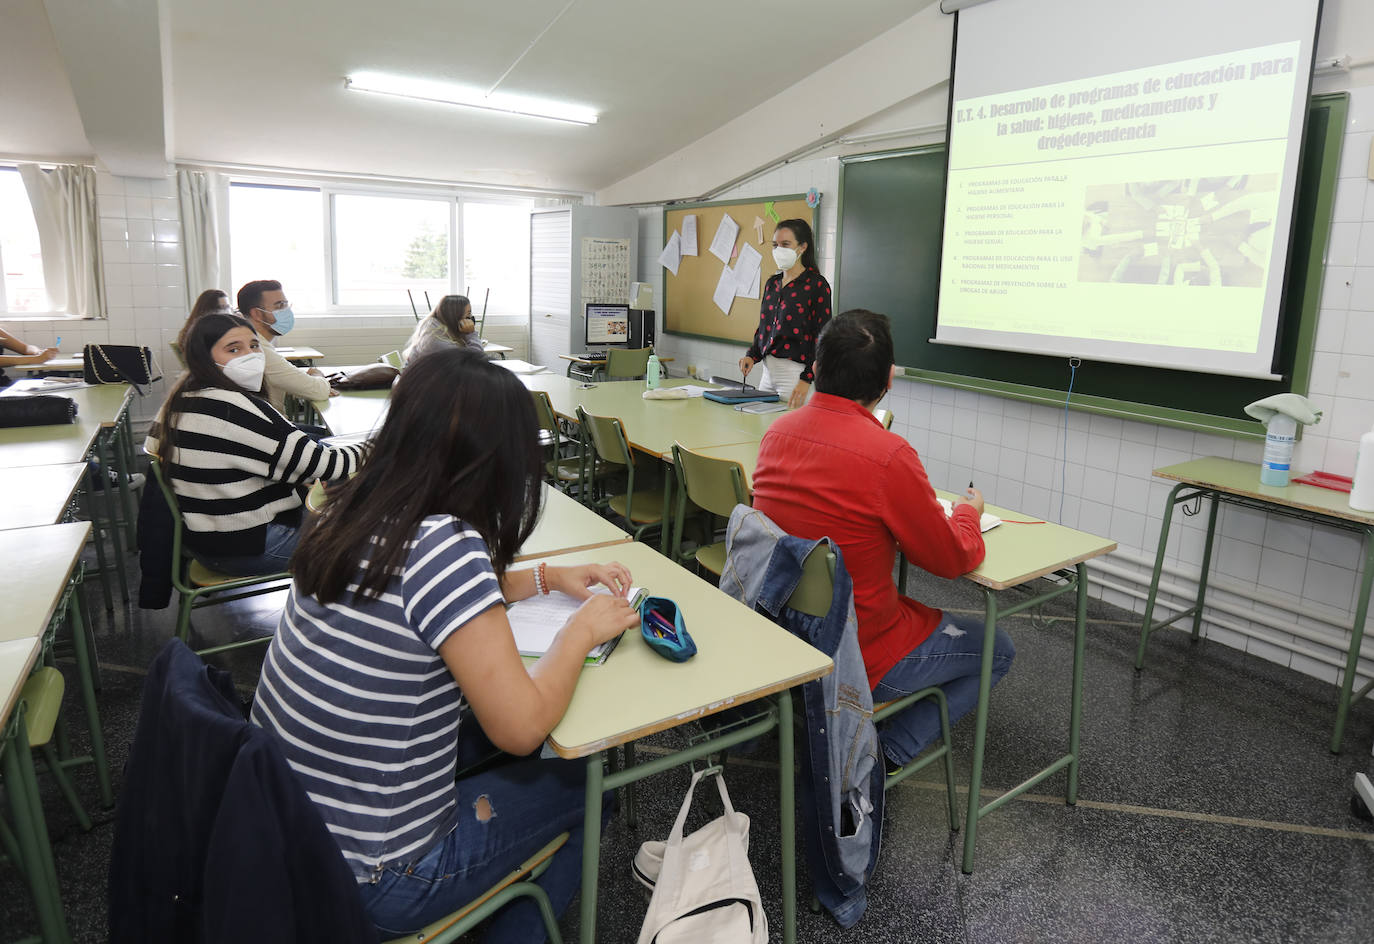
[1067,562,1088,804]
[78,477,115,613]
[105,426,136,551]
[1189,495,1221,642]
[68,578,112,807]
[659,473,673,557]
[961,590,999,874]
[579,753,605,944]
[778,690,796,944]
[94,433,130,601]
[2,705,72,943]
[1331,527,1374,754]
[1137,483,1216,669]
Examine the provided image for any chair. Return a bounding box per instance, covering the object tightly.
[603,347,651,381]
[148,456,291,657]
[17,668,91,832]
[873,407,894,430]
[786,545,958,818]
[532,390,585,493]
[381,350,405,371]
[381,832,569,944]
[671,443,748,576]
[576,407,665,544]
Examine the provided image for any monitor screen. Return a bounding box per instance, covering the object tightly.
[585,304,631,346]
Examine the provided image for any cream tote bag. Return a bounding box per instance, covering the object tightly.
[637,768,768,944]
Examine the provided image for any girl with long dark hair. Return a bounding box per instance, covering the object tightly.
[739,217,833,409]
[251,347,639,941]
[146,312,364,574]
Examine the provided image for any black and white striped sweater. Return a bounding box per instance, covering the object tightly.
[146,388,365,557]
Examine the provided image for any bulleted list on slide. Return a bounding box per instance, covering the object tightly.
[940,42,1300,353]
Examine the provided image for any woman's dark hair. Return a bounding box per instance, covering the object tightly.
[177,289,231,351]
[292,347,544,604]
[775,218,817,270]
[813,309,894,405]
[430,295,472,338]
[155,312,263,467]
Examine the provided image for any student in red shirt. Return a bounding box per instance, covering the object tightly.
[751,309,1015,767]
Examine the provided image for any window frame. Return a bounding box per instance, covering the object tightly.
[227,175,537,318]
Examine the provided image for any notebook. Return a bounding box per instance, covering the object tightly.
[506,585,649,665]
[936,498,1002,533]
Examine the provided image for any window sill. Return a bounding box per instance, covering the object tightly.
[0,313,97,323]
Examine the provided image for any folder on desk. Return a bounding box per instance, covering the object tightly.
[703,385,779,405]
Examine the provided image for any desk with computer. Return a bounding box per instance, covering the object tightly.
[560,302,667,380]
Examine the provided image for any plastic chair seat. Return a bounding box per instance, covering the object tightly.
[693,542,728,576]
[382,832,569,944]
[609,489,664,525]
[19,668,64,747]
[187,559,280,588]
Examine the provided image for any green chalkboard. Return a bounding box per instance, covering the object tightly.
[833,93,1348,438]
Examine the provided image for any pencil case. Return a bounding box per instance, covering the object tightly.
[639,596,696,662]
[0,395,78,427]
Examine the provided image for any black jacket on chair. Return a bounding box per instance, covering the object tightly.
[109,639,376,944]
[136,481,174,609]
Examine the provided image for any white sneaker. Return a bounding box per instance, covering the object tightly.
[632,840,665,893]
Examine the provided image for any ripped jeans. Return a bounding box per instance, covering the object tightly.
[871,612,1016,765]
[357,730,606,943]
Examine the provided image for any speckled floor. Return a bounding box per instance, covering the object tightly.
[3,552,1372,943]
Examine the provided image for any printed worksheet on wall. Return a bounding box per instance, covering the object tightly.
[581,237,632,305]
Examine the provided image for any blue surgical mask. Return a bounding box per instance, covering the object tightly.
[269,306,294,336]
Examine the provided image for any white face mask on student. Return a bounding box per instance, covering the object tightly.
[772,246,800,270]
[221,351,265,391]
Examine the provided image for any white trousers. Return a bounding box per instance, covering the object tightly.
[757,355,806,403]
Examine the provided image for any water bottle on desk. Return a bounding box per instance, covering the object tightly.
[1351,425,1374,512]
[1259,414,1297,487]
[646,352,661,390]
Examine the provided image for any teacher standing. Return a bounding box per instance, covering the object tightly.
[738,218,832,409]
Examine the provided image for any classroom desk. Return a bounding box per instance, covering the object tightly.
[493,359,549,375]
[1136,456,1374,753]
[0,635,69,942]
[0,523,112,808]
[514,486,631,561]
[557,352,674,379]
[267,345,325,365]
[311,387,390,437]
[511,541,831,944]
[13,348,323,376]
[481,341,512,359]
[0,463,86,530]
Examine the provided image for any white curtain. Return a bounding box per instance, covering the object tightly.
[177,169,226,310]
[18,163,105,318]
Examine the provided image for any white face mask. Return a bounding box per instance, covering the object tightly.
[221,351,265,391]
[773,246,800,270]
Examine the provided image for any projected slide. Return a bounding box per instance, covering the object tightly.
[935,0,1320,379]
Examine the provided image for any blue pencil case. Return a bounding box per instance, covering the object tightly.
[639,596,696,662]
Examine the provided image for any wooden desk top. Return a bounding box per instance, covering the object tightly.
[0,638,43,731]
[515,541,832,758]
[0,464,86,529]
[312,388,390,437]
[0,522,90,644]
[515,488,630,562]
[1154,456,1374,527]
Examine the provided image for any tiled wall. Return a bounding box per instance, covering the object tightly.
[641,89,1374,693]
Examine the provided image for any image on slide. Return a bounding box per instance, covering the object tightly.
[1078,175,1277,287]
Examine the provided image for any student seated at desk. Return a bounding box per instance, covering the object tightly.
[251,347,639,941]
[146,312,364,575]
[403,294,484,365]
[0,325,59,385]
[174,288,235,357]
[237,279,335,410]
[751,309,1015,768]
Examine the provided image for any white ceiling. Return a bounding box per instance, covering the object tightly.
[0,0,926,192]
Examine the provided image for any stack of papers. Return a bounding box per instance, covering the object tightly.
[936,498,1002,533]
[506,586,648,665]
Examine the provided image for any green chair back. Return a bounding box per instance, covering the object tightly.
[605,347,651,380]
[786,544,836,618]
[672,443,748,517]
[381,350,404,371]
[532,390,560,435]
[577,408,633,468]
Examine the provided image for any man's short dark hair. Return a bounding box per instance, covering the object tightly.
[236,280,282,316]
[813,309,894,404]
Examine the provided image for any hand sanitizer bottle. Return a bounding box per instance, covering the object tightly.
[1260,414,1297,487]
[646,352,661,390]
[1351,425,1374,512]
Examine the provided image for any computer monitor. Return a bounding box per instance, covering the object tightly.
[584,303,631,347]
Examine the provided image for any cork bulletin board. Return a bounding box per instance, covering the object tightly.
[662,194,815,343]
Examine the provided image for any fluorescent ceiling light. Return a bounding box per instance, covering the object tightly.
[345,71,598,126]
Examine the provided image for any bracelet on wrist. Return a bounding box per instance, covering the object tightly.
[536,562,550,595]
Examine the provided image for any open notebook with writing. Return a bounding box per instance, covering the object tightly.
[506,586,648,665]
[936,498,1002,533]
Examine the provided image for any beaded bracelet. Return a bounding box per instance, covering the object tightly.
[537,562,550,595]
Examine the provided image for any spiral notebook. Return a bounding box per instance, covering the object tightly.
[506,586,648,665]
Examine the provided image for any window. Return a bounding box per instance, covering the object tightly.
[226,180,535,317]
[0,168,49,313]
[228,184,326,312]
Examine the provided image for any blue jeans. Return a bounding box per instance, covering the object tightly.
[192,522,299,576]
[872,612,1016,765]
[357,748,602,943]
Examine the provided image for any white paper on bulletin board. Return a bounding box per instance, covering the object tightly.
[581,237,632,305]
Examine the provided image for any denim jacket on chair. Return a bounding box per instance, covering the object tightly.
[720,505,883,929]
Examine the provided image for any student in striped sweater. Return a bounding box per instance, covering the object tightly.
[147,312,364,576]
[252,348,640,942]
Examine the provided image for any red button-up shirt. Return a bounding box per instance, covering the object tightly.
[751,393,986,689]
[745,267,832,384]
